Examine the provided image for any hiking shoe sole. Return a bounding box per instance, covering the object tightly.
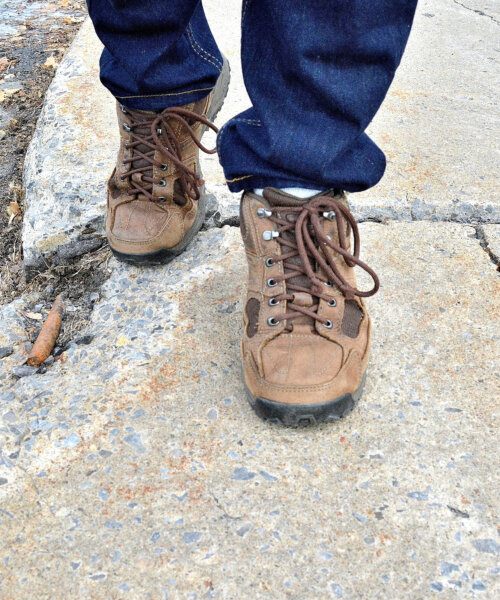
[245,372,366,427]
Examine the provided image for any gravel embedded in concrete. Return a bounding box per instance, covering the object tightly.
[6,0,500,596]
[1,222,499,598]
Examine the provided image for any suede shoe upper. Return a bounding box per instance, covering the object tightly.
[107,96,217,256]
[240,188,379,406]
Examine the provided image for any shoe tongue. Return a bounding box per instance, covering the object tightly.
[128,101,204,204]
[129,112,156,173]
[261,187,348,332]
[261,188,332,331]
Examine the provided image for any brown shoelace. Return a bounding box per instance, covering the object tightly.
[119,105,219,205]
[262,191,380,328]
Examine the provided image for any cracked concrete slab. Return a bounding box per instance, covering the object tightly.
[11,2,500,593]
[22,0,499,273]
[1,222,499,598]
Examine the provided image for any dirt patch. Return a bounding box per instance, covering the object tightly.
[18,247,111,348]
[0,1,112,343]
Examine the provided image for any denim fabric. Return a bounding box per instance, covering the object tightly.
[87,1,223,110]
[87,0,417,193]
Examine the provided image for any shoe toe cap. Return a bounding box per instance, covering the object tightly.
[111,200,169,242]
[261,334,343,386]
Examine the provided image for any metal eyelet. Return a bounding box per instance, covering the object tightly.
[325,281,333,287]
[267,278,278,287]
[156,127,162,135]
[263,231,279,241]
[268,297,279,306]
[157,197,167,203]
[257,207,272,218]
[324,320,333,329]
[119,176,126,182]
[268,317,280,326]
[328,298,337,307]
[120,105,127,113]
[265,257,274,267]
[122,123,131,132]
[323,211,336,221]
[160,164,168,171]
[159,180,166,187]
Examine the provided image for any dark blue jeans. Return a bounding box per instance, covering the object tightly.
[87,1,417,193]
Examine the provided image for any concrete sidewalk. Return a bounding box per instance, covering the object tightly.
[1,1,499,598]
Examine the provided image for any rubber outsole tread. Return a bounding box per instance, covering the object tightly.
[245,373,366,427]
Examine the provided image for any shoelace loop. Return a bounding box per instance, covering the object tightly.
[262,193,380,328]
[120,105,218,205]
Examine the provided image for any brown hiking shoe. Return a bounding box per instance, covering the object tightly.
[240,188,380,426]
[107,58,230,264]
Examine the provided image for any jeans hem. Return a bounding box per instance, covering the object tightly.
[225,174,331,194]
[116,86,214,111]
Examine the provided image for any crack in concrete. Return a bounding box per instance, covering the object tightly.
[2,217,496,397]
[475,225,500,270]
[213,211,500,273]
[203,215,240,230]
[207,488,242,521]
[451,0,499,25]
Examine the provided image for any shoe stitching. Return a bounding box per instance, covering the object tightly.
[186,24,223,73]
[145,201,166,238]
[245,199,262,255]
[117,86,214,100]
[225,174,255,186]
[263,334,333,378]
[263,334,294,376]
[246,350,363,393]
[123,196,135,233]
[111,209,178,245]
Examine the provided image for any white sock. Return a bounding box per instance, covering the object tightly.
[253,187,323,199]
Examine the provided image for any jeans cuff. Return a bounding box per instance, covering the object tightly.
[225,174,330,194]
[115,85,215,111]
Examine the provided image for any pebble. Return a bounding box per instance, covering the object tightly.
[0,346,13,359]
[12,365,37,378]
[471,539,499,555]
[231,467,256,481]
[75,334,94,345]
[182,532,202,544]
